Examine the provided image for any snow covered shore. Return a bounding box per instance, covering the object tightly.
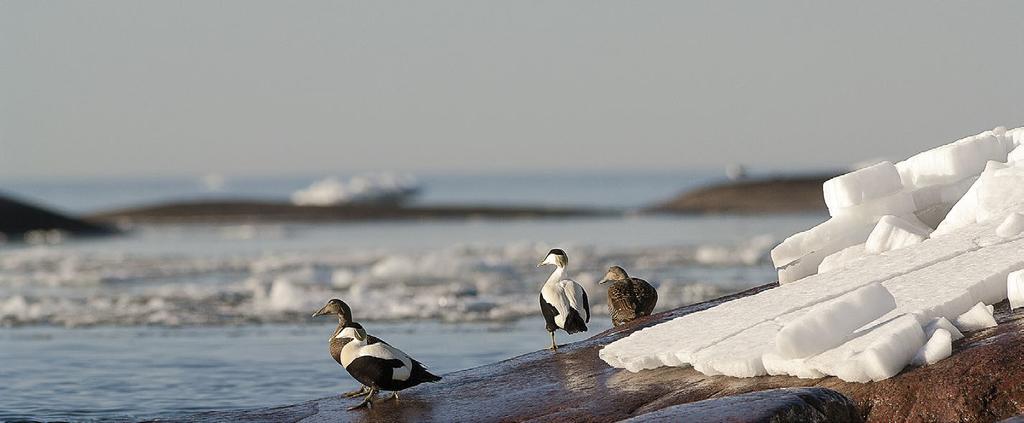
[602,126,1024,382]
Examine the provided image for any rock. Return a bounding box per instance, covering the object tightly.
[649,174,837,214]
[618,388,860,423]
[87,200,615,225]
[0,193,114,239]
[191,284,1024,422]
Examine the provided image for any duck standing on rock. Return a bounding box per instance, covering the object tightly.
[537,249,590,351]
[599,266,658,326]
[313,299,441,410]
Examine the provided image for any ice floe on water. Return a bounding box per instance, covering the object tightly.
[0,236,777,327]
[290,173,420,206]
[602,125,1024,382]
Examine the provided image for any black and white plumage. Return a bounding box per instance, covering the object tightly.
[339,325,441,410]
[599,266,658,327]
[537,249,590,351]
[313,299,440,410]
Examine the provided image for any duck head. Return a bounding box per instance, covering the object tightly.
[537,249,568,268]
[599,266,629,284]
[312,298,353,323]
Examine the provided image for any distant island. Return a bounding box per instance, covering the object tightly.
[0,174,836,239]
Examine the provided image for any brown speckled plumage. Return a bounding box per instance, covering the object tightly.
[602,266,658,327]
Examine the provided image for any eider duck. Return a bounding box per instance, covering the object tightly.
[313,299,375,399]
[537,249,590,351]
[338,325,442,410]
[599,266,658,326]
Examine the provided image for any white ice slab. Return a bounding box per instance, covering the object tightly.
[1008,270,1024,310]
[762,350,825,379]
[954,302,996,332]
[923,317,963,341]
[910,176,978,228]
[865,215,933,254]
[935,161,1024,236]
[690,320,778,377]
[823,161,903,210]
[771,215,875,268]
[830,190,917,219]
[897,131,1008,188]
[1008,145,1024,164]
[818,244,869,274]
[807,314,925,383]
[996,212,1024,238]
[601,219,996,373]
[775,283,895,359]
[911,328,952,366]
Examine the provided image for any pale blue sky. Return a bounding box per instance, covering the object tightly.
[2,1,1022,179]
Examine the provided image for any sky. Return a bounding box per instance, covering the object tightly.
[1,1,1023,179]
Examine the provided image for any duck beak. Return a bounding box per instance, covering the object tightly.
[312,305,329,317]
[598,278,610,284]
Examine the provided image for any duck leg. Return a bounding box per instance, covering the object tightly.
[381,391,400,402]
[341,386,369,398]
[347,386,378,411]
[549,332,558,351]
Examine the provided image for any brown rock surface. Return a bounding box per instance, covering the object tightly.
[650,174,835,214]
[0,193,115,238]
[88,200,614,225]
[187,283,1024,423]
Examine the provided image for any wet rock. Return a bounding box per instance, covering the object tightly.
[619,388,860,423]
[192,284,1024,422]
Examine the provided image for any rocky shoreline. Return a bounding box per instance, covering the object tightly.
[649,174,836,214]
[85,200,617,226]
[0,193,115,238]
[184,283,1024,422]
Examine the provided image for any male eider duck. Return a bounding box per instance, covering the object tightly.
[338,325,442,410]
[313,299,376,399]
[537,249,590,351]
[599,266,658,327]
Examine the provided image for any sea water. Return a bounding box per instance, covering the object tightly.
[0,171,824,420]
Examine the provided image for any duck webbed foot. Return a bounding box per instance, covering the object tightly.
[347,387,379,411]
[381,391,400,402]
[341,386,369,398]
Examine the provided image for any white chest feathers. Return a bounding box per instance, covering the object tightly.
[542,279,586,328]
[340,337,414,382]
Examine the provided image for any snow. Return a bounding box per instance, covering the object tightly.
[911,328,952,366]
[1008,270,1024,310]
[953,302,997,332]
[775,283,895,359]
[865,215,933,254]
[600,125,1024,383]
[823,161,904,211]
[996,213,1024,238]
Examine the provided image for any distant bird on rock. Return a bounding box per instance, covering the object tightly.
[313,299,441,410]
[537,249,590,351]
[600,266,658,327]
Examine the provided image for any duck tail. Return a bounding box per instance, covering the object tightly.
[562,309,588,334]
[412,360,442,383]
